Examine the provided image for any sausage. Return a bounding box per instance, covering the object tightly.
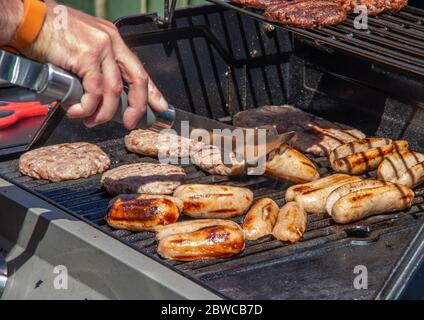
[156,219,245,261]
[289,174,362,214]
[329,138,391,164]
[272,202,307,244]
[326,180,386,216]
[265,145,320,183]
[397,162,424,188]
[242,198,279,240]
[377,151,424,187]
[173,184,254,219]
[331,183,414,224]
[155,219,239,240]
[106,194,182,232]
[285,174,353,202]
[331,140,409,175]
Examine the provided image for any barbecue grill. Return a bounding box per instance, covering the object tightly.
[1,0,424,299]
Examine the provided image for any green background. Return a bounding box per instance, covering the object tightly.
[59,0,207,21]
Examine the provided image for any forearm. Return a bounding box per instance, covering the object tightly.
[0,0,24,46]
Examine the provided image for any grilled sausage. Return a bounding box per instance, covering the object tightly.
[156,219,245,261]
[330,139,409,175]
[286,175,361,214]
[396,162,424,188]
[377,151,424,188]
[242,198,279,240]
[331,183,414,224]
[106,194,182,232]
[173,184,254,219]
[329,137,391,164]
[265,145,320,183]
[326,180,386,216]
[285,173,353,202]
[272,202,307,243]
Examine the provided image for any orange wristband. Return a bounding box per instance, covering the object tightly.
[3,0,46,52]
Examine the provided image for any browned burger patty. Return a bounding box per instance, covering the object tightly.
[101,163,186,195]
[232,0,283,9]
[336,0,407,15]
[19,143,111,182]
[265,0,347,27]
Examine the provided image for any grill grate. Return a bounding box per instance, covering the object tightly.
[207,1,424,77]
[1,137,424,297]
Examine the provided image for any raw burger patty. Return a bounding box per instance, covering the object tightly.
[101,163,187,195]
[125,129,203,158]
[19,143,111,182]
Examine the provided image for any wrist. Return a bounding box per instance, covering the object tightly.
[0,0,24,46]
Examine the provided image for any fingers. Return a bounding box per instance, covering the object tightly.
[110,35,168,127]
[148,79,168,113]
[83,54,123,128]
[66,69,103,119]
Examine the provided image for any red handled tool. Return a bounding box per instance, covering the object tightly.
[0,101,55,129]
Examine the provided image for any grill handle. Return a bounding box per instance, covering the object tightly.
[39,63,175,130]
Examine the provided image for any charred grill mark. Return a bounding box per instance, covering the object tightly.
[209,208,239,214]
[301,162,317,172]
[109,198,177,223]
[349,192,373,202]
[183,201,205,212]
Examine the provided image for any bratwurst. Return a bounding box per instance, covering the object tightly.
[174,184,254,219]
[106,194,182,232]
[265,145,320,183]
[272,202,307,243]
[242,198,279,240]
[377,151,424,188]
[329,138,409,175]
[155,219,245,261]
[327,180,414,224]
[286,174,362,214]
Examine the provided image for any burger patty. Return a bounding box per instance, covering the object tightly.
[232,0,282,9]
[264,0,347,28]
[125,129,245,176]
[336,0,408,15]
[19,143,111,182]
[101,163,186,195]
[125,129,203,158]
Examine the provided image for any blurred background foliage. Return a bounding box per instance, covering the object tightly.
[59,0,207,21]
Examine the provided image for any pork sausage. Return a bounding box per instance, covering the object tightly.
[106,194,182,232]
[329,137,391,164]
[242,198,279,240]
[331,183,414,224]
[397,162,424,188]
[377,150,424,187]
[290,174,363,214]
[326,180,386,216]
[285,174,353,202]
[156,219,245,261]
[331,140,409,175]
[173,184,254,219]
[266,145,320,183]
[272,202,307,243]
